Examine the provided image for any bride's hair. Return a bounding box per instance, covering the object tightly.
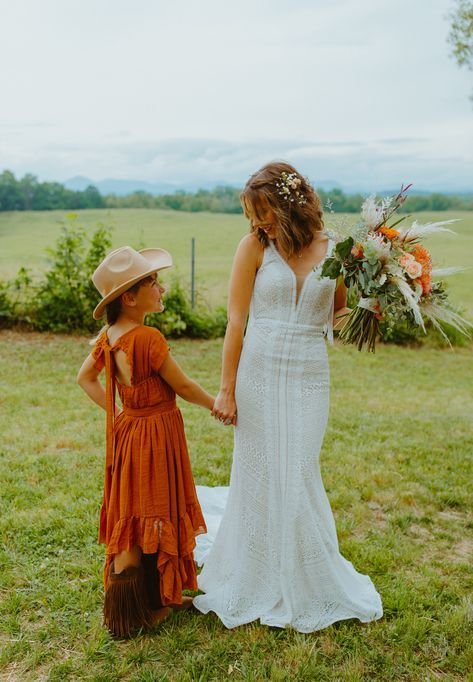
[240,161,324,258]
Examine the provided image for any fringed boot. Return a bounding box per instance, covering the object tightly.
[141,552,162,610]
[103,562,168,638]
[141,552,194,612]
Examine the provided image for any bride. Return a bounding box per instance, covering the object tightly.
[193,161,383,632]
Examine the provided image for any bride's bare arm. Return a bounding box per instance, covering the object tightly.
[333,278,350,330]
[212,234,262,425]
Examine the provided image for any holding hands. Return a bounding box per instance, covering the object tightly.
[212,389,237,426]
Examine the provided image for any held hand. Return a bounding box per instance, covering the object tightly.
[211,390,237,427]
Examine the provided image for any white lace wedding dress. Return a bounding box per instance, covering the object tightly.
[193,236,383,632]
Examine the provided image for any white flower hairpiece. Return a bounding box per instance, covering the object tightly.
[274,171,307,206]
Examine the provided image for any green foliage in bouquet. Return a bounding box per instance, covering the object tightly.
[322,187,473,351]
[344,276,471,348]
[323,235,386,351]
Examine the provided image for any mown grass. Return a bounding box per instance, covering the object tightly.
[1,209,472,313]
[1,330,472,681]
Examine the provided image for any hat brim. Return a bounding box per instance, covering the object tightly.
[93,248,173,320]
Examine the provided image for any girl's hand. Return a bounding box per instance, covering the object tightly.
[212,390,237,426]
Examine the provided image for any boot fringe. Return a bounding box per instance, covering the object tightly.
[103,563,152,638]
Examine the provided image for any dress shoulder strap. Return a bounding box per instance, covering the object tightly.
[101,336,117,477]
[257,242,275,270]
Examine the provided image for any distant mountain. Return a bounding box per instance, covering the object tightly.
[330,183,473,196]
[375,187,473,197]
[63,176,95,191]
[63,175,472,198]
[64,176,181,196]
[312,179,343,191]
[64,176,243,196]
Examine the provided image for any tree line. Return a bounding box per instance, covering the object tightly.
[1,169,472,214]
[0,170,105,211]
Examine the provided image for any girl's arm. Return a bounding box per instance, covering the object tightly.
[158,355,214,410]
[211,234,262,424]
[76,354,120,414]
[333,278,350,331]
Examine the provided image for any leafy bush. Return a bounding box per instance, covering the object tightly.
[0,280,12,325]
[0,267,34,327]
[32,214,113,333]
[146,276,227,338]
[379,316,423,346]
[0,215,227,338]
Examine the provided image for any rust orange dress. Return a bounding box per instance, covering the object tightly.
[92,324,206,605]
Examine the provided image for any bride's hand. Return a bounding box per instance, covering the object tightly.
[212,390,237,426]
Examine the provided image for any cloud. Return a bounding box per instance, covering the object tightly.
[0,0,471,190]
[2,135,470,192]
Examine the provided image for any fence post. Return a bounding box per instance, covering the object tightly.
[191,237,196,309]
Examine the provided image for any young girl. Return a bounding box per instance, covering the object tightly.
[77,245,213,638]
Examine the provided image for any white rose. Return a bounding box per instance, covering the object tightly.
[406,260,422,279]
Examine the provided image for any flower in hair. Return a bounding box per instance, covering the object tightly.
[275,171,307,206]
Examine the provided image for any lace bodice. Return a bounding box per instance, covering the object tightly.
[249,237,336,332]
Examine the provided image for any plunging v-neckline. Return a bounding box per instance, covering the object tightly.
[270,238,330,306]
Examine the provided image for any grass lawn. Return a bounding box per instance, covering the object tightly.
[1,330,472,681]
[1,209,472,314]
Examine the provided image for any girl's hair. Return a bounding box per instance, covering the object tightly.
[105,274,155,325]
[240,161,324,258]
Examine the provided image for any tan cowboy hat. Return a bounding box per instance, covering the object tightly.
[92,246,173,320]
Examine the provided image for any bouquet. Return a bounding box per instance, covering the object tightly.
[321,185,472,352]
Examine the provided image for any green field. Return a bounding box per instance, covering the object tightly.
[1,209,472,313]
[1,331,472,680]
[1,207,473,678]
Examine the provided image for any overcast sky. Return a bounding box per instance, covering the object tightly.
[0,0,472,190]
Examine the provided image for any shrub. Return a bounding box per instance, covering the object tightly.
[0,280,12,326]
[379,316,423,346]
[146,276,227,338]
[32,215,113,333]
[0,214,227,338]
[0,267,34,328]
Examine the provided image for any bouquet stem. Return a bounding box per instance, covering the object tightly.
[338,307,380,353]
